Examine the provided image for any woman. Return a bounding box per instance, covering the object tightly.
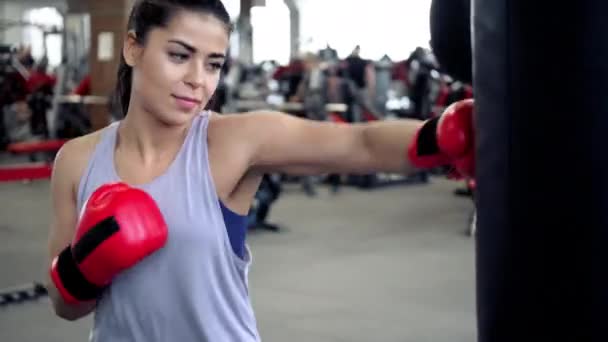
[45,0,474,341]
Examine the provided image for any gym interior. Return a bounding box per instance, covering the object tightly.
[2,0,601,341]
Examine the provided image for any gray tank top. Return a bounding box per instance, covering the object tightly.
[77,112,261,341]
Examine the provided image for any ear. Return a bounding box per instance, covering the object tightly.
[123,30,142,67]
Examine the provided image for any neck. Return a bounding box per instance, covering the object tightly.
[118,105,193,164]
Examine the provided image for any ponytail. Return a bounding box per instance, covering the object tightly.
[112,55,133,118]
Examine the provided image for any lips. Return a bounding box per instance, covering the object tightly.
[172,95,201,105]
[172,94,201,111]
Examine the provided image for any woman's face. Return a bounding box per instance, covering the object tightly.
[127,11,229,126]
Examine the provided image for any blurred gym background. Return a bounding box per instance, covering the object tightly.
[0,1,476,341]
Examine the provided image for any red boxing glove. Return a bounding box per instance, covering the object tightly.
[50,182,168,304]
[408,99,475,178]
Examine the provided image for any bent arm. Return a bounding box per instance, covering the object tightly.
[46,142,96,321]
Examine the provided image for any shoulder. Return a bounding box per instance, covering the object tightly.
[206,111,295,166]
[208,111,288,136]
[56,127,105,166]
[52,126,111,194]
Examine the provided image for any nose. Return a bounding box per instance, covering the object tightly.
[184,61,205,89]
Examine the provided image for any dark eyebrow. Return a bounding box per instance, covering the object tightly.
[209,53,226,60]
[168,39,196,53]
[168,40,226,60]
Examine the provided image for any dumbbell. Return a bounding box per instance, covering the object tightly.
[0,282,48,307]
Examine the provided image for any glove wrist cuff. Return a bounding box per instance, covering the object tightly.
[415,117,441,156]
[50,245,105,303]
[408,117,450,169]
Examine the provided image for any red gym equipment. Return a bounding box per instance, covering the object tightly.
[7,139,66,154]
[0,162,54,182]
[0,139,67,182]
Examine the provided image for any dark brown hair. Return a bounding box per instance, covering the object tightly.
[112,0,232,117]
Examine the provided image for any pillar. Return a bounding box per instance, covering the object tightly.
[84,0,132,129]
[284,0,300,60]
[237,0,253,64]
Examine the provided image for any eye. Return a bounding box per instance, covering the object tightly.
[209,62,223,71]
[168,51,189,63]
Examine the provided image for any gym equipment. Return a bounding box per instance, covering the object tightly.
[0,45,29,149]
[0,138,66,182]
[0,45,29,81]
[1,14,90,152]
[0,100,69,183]
[474,1,608,340]
[233,100,347,114]
[0,162,54,182]
[405,53,441,120]
[27,80,54,138]
[8,138,66,162]
[62,14,91,86]
[0,282,48,307]
[8,138,66,153]
[55,94,108,105]
[49,87,97,139]
[248,174,282,232]
[272,58,305,101]
[374,55,393,116]
[43,13,92,137]
[346,171,428,189]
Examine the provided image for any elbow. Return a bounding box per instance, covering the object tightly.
[56,312,80,322]
[52,302,80,321]
[52,301,93,321]
[47,286,93,321]
[45,280,75,320]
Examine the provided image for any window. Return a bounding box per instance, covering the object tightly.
[22,7,64,68]
[251,0,290,64]
[298,0,432,60]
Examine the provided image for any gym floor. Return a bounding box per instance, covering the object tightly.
[0,177,475,342]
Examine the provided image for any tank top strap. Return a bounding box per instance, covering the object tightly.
[191,110,211,149]
[195,111,216,197]
[178,111,211,183]
[76,122,120,212]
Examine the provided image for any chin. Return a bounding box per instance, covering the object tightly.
[157,110,198,127]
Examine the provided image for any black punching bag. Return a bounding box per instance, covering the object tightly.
[429,0,472,84]
[474,1,608,341]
